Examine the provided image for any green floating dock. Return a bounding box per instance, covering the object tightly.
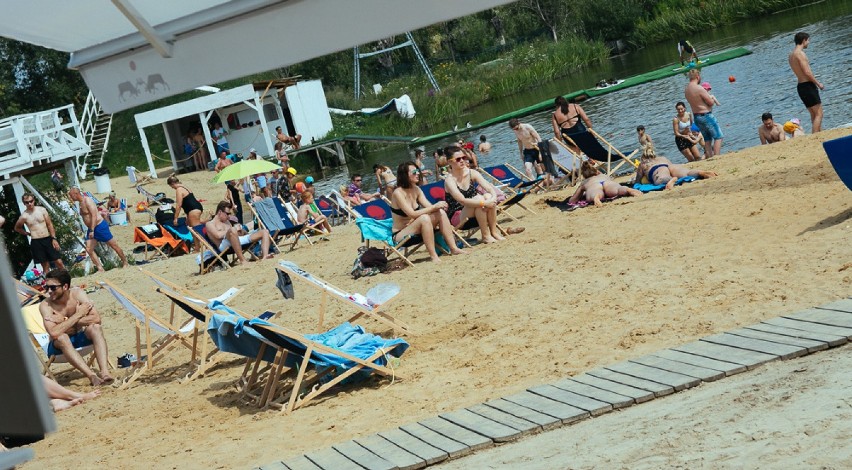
[413,47,752,145]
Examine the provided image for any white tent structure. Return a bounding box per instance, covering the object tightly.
[0,0,516,114]
[133,79,332,176]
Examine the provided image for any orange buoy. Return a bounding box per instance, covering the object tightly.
[728,75,736,83]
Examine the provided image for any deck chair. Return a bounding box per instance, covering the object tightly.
[16,278,45,307]
[823,134,852,191]
[560,128,639,176]
[480,164,546,195]
[248,318,408,413]
[21,302,97,380]
[133,223,188,260]
[276,260,413,334]
[419,181,508,241]
[161,218,194,248]
[329,189,360,222]
[135,184,166,206]
[353,199,447,267]
[247,197,307,252]
[188,225,257,275]
[83,190,104,206]
[99,280,199,389]
[316,194,345,226]
[549,138,585,187]
[282,199,329,242]
[154,287,278,382]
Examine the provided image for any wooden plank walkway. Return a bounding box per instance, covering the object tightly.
[261,298,852,470]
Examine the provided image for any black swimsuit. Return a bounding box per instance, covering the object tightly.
[557,107,586,137]
[390,203,422,240]
[178,186,203,213]
[447,177,478,218]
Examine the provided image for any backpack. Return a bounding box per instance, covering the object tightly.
[351,246,387,279]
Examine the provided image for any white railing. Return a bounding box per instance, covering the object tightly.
[77,90,113,178]
[0,104,90,178]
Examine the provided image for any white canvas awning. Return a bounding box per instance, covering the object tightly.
[0,0,516,113]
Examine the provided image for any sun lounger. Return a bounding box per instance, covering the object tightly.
[135,184,167,206]
[21,302,96,380]
[329,189,360,222]
[823,134,852,191]
[133,223,188,260]
[248,197,307,252]
[276,260,412,334]
[282,199,329,242]
[248,318,408,412]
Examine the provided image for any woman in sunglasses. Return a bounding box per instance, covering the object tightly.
[443,146,504,244]
[389,161,466,263]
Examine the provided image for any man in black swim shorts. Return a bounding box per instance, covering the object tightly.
[788,32,825,132]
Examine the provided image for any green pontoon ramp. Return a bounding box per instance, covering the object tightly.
[414,47,751,145]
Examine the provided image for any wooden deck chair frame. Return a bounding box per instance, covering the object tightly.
[21,302,101,381]
[133,225,187,261]
[329,189,360,223]
[477,166,538,217]
[188,226,257,275]
[282,199,329,242]
[549,138,585,187]
[275,262,413,335]
[314,194,345,226]
[99,280,199,389]
[560,129,639,177]
[128,168,155,187]
[246,199,305,252]
[249,321,404,413]
[353,200,448,267]
[16,279,45,307]
[419,181,508,243]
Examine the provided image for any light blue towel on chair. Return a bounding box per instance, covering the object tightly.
[355,217,394,246]
[206,312,277,363]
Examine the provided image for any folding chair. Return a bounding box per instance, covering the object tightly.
[161,218,194,248]
[16,278,45,307]
[316,194,345,226]
[282,199,329,242]
[188,225,257,275]
[247,197,307,252]
[133,223,188,260]
[21,303,97,381]
[479,164,546,195]
[419,181,507,242]
[135,184,166,206]
[83,190,104,206]
[353,199,448,267]
[154,287,277,382]
[823,134,852,191]
[276,260,413,334]
[99,280,199,389]
[561,128,639,177]
[249,319,408,413]
[329,189,360,222]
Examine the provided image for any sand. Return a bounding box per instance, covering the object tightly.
[23,127,852,469]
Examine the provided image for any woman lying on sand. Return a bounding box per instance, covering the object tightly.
[634,145,718,189]
[569,160,642,207]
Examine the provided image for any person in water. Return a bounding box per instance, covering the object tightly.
[634,145,718,189]
[569,160,642,207]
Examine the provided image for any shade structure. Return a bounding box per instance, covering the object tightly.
[212,159,281,184]
[0,0,517,113]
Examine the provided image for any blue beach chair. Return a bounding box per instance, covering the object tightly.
[561,129,638,177]
[249,197,307,252]
[823,134,852,191]
[353,199,448,267]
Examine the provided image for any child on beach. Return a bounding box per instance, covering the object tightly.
[701,82,721,106]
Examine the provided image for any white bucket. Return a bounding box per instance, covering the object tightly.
[109,211,127,225]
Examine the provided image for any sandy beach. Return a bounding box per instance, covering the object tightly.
[23,127,852,469]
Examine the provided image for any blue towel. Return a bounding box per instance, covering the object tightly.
[206,313,277,363]
[355,217,394,246]
[633,176,696,193]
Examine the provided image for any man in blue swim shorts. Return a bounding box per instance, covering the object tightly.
[684,69,723,158]
[69,187,128,272]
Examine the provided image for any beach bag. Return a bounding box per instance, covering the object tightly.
[154,205,176,226]
[351,246,386,279]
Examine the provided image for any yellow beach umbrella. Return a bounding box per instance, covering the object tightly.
[211,159,280,184]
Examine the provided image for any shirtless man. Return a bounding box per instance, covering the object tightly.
[275,126,302,150]
[15,193,65,273]
[478,135,492,153]
[214,151,232,173]
[40,269,114,386]
[789,32,824,133]
[758,113,786,145]
[685,68,723,158]
[509,118,543,180]
[68,187,127,272]
[204,200,272,265]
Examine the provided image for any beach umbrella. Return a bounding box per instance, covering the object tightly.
[212,159,280,184]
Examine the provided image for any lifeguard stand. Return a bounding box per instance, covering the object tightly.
[0,104,89,213]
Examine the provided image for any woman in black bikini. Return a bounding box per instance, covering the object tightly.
[552,96,593,155]
[443,146,504,244]
[389,161,465,263]
[167,176,204,228]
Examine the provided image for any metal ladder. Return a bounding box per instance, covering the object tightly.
[353,32,440,101]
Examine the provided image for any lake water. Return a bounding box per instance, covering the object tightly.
[315,0,852,194]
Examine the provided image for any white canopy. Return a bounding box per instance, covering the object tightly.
[0,0,515,113]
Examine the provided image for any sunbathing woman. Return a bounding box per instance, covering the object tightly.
[390,161,466,263]
[552,96,593,155]
[443,145,505,244]
[634,145,718,190]
[374,164,397,198]
[569,160,642,207]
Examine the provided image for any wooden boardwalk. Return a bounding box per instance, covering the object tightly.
[259,298,852,470]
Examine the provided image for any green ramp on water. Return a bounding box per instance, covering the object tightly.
[414,47,751,145]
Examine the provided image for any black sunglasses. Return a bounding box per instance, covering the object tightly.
[44,284,62,291]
